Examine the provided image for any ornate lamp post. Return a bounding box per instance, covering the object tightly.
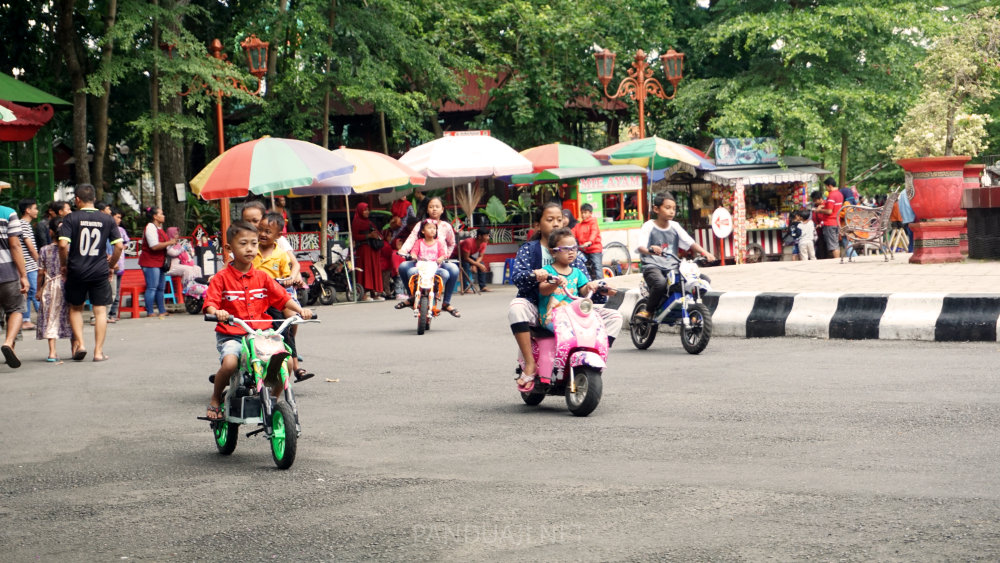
[182,35,270,251]
[594,48,684,139]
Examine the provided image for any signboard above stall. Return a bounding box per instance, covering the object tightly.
[579,174,642,194]
[713,137,779,167]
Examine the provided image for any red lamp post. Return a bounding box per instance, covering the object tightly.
[595,48,684,139]
[183,35,270,253]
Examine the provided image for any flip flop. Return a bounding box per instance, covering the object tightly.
[205,405,223,421]
[516,373,536,393]
[72,349,87,361]
[93,355,110,362]
[1,345,20,368]
[46,357,59,363]
[294,368,315,382]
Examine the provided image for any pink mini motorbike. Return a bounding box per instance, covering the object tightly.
[515,279,610,417]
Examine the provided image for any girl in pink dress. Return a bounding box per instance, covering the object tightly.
[411,221,447,264]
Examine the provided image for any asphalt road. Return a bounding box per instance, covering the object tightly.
[3,286,1000,561]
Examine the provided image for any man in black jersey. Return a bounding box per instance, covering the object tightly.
[58,184,124,362]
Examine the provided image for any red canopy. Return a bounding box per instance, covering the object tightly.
[0,100,54,141]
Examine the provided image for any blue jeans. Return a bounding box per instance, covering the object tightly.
[585,252,604,279]
[461,261,490,290]
[141,266,167,315]
[25,270,38,321]
[399,260,460,305]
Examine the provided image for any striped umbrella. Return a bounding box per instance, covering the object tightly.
[291,147,425,196]
[520,142,601,173]
[595,136,715,171]
[191,137,355,200]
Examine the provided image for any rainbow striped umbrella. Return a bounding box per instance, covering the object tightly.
[191,137,355,200]
[520,142,601,173]
[595,136,715,171]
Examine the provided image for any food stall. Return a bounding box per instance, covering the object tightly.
[662,155,829,263]
[520,164,649,251]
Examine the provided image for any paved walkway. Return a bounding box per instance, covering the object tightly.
[610,253,1000,294]
[604,254,1000,342]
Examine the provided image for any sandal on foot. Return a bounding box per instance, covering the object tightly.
[516,373,536,393]
[2,345,20,368]
[46,356,60,363]
[294,368,315,382]
[93,355,110,362]
[206,405,223,420]
[394,301,410,310]
[72,348,87,361]
[444,305,461,318]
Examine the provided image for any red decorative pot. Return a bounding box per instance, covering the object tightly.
[964,164,985,188]
[896,156,971,220]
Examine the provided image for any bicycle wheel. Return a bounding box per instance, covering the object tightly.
[603,242,632,275]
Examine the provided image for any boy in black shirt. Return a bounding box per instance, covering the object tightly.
[58,184,124,362]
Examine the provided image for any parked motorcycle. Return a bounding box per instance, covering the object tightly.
[516,279,611,417]
[184,276,211,315]
[327,241,360,302]
[629,253,713,354]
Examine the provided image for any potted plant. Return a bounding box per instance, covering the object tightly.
[889,7,1000,221]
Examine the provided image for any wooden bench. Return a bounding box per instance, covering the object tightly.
[840,187,902,262]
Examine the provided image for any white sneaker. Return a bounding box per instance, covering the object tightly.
[373,296,385,302]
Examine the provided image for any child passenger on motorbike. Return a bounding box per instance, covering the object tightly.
[396,197,461,317]
[254,213,313,382]
[203,221,313,421]
[539,228,595,332]
[509,202,622,390]
[633,193,716,320]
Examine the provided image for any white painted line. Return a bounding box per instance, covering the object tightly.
[785,292,843,339]
[710,291,760,338]
[879,293,944,341]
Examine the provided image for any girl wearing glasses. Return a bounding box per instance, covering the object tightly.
[508,202,622,391]
[539,228,594,331]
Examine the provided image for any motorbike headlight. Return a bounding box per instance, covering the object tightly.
[579,299,593,315]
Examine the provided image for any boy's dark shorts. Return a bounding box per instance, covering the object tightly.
[65,276,113,307]
[0,279,26,315]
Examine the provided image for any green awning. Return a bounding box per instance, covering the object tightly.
[0,73,70,105]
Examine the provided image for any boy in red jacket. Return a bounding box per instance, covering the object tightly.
[572,203,603,279]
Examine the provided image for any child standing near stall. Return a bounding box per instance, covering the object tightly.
[539,228,593,331]
[796,209,816,260]
[572,203,603,279]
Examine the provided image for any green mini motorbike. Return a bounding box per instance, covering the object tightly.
[201,314,318,469]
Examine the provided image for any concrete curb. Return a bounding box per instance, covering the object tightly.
[606,289,1000,342]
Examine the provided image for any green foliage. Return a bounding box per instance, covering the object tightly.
[484,195,508,225]
[890,7,1000,158]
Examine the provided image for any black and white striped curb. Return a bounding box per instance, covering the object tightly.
[604,290,1000,342]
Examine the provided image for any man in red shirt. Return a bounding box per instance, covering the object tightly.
[202,221,312,420]
[459,228,491,293]
[813,178,843,259]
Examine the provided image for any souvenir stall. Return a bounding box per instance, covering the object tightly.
[697,157,829,263]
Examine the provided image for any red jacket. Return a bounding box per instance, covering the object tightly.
[203,265,291,336]
[572,217,602,254]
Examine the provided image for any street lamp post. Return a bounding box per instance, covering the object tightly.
[181,35,270,253]
[594,48,684,139]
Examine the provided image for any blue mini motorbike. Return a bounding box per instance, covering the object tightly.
[629,253,713,354]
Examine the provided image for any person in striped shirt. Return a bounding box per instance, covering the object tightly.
[18,199,40,331]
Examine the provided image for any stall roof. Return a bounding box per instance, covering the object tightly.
[700,156,830,187]
[510,164,647,185]
[0,73,70,105]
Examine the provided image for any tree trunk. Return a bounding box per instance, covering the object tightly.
[839,130,848,188]
[92,0,118,201]
[161,96,186,228]
[320,0,336,262]
[57,0,91,186]
[151,0,162,210]
[944,101,957,157]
